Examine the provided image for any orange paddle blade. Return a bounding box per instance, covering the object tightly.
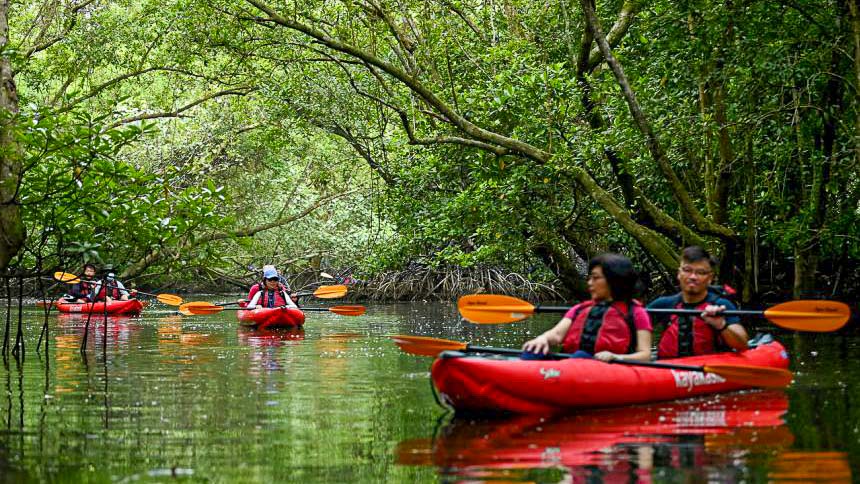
[35,301,57,308]
[181,302,224,315]
[391,335,467,357]
[54,272,80,283]
[313,285,348,299]
[703,364,793,388]
[329,305,365,316]
[764,300,851,332]
[458,294,537,324]
[156,294,183,306]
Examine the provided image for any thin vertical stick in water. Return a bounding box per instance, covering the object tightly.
[2,276,9,359]
[12,276,24,361]
[36,270,51,353]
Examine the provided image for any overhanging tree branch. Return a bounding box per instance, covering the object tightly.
[104,87,256,130]
[121,189,357,278]
[580,0,735,240]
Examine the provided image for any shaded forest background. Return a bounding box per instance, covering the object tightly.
[0,0,857,302]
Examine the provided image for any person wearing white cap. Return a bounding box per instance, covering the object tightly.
[92,272,131,302]
[243,265,298,309]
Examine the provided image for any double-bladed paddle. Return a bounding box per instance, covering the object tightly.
[182,303,366,316]
[295,284,348,299]
[391,335,793,388]
[53,272,183,306]
[213,285,349,307]
[457,294,850,332]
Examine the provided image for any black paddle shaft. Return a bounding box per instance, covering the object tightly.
[646,308,762,317]
[536,305,762,317]
[461,345,708,372]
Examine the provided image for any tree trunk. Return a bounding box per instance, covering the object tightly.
[793,26,845,297]
[0,0,25,270]
[532,241,588,299]
[849,0,860,168]
[742,135,757,303]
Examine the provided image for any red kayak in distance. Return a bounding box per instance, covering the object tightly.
[431,341,789,414]
[55,299,145,315]
[236,304,306,329]
[396,390,793,472]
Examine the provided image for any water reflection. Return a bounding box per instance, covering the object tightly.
[238,327,305,375]
[396,390,836,482]
[0,302,856,482]
[769,451,852,482]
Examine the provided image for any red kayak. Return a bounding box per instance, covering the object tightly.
[237,306,305,329]
[431,341,789,414]
[55,299,144,315]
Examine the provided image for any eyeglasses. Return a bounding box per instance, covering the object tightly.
[265,277,279,282]
[679,266,712,276]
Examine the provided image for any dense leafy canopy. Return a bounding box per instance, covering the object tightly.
[1,0,857,299]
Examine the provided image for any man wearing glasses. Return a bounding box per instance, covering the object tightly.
[649,246,748,358]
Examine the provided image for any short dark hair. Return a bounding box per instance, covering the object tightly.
[680,246,717,268]
[588,253,638,301]
[83,263,97,271]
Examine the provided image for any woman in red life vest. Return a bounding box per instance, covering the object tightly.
[522,253,652,362]
[648,246,748,358]
[243,265,299,307]
[246,266,298,309]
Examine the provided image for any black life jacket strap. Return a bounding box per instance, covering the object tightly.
[676,291,721,357]
[259,283,290,308]
[578,303,609,355]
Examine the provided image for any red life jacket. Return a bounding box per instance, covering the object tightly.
[254,283,290,308]
[561,300,639,355]
[657,292,726,358]
[94,282,122,301]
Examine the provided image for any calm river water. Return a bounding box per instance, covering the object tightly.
[0,299,857,482]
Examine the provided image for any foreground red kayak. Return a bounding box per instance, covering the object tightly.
[431,341,789,414]
[237,306,306,329]
[55,299,144,315]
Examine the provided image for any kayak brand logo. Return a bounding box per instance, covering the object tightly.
[813,305,839,313]
[539,367,561,380]
[676,410,726,427]
[541,447,562,464]
[671,370,725,391]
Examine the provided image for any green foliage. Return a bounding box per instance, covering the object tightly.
[3,0,857,296]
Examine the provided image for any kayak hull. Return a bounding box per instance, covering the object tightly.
[237,307,305,329]
[431,341,789,414]
[55,299,144,315]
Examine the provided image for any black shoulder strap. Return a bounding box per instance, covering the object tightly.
[622,301,637,354]
[675,293,695,357]
[578,303,609,355]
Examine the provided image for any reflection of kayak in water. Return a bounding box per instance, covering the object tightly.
[56,312,138,326]
[55,299,145,315]
[237,306,305,329]
[396,390,792,470]
[431,340,789,414]
[238,327,305,347]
